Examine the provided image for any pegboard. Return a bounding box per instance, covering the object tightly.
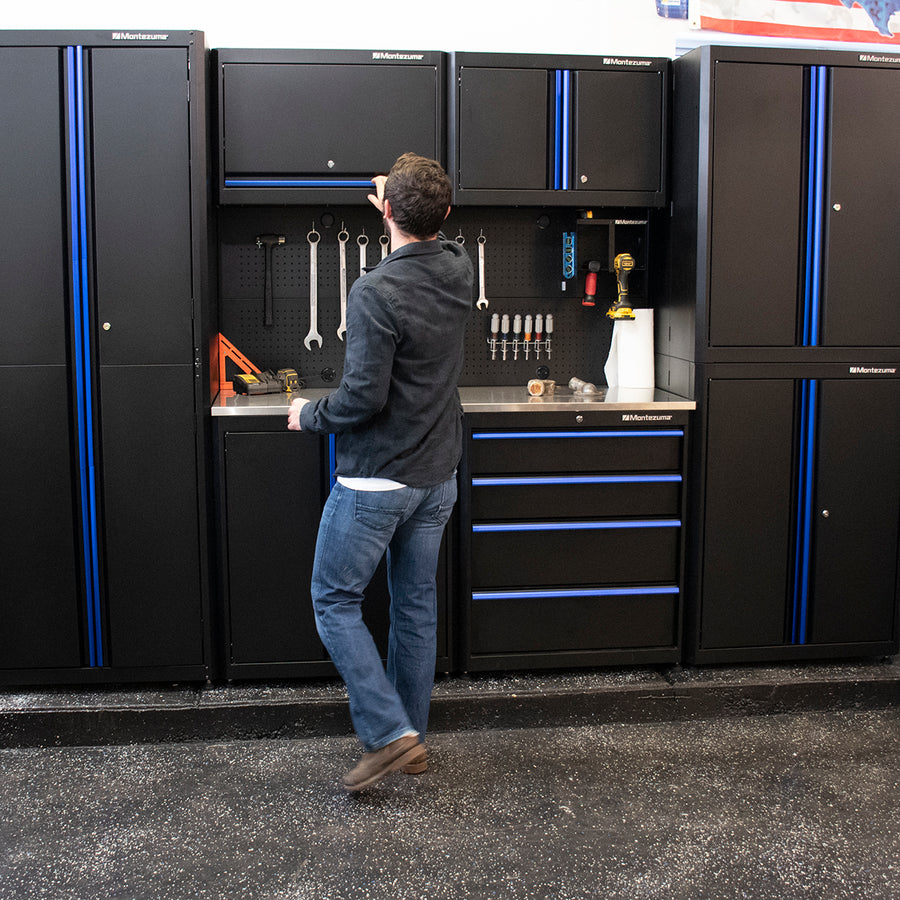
[216,205,655,390]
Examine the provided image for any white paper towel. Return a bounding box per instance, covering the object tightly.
[604,308,655,389]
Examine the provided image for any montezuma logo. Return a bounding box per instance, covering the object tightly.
[111,32,169,40]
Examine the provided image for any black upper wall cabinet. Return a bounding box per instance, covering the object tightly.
[214,49,445,204]
[669,45,900,357]
[448,52,669,206]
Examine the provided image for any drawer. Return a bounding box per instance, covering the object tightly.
[470,587,678,653]
[471,474,681,520]
[470,520,680,587]
[468,427,683,474]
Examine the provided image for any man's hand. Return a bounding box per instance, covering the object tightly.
[287,396,309,431]
[367,175,387,213]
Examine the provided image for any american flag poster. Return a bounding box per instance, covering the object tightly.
[697,0,900,43]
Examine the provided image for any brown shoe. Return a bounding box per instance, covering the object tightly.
[342,734,424,792]
[401,746,427,775]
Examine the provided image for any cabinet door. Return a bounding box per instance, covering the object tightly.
[823,67,900,347]
[0,371,83,670]
[708,62,804,347]
[458,67,548,190]
[223,62,439,176]
[225,431,327,665]
[0,47,68,367]
[701,379,796,647]
[810,379,899,643]
[99,367,203,668]
[573,69,662,193]
[91,47,193,367]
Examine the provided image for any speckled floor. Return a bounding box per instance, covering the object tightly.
[3,708,899,899]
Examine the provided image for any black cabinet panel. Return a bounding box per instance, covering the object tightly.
[471,592,676,654]
[225,430,327,665]
[100,366,203,668]
[823,67,900,347]
[708,62,804,347]
[472,526,680,588]
[701,379,796,648]
[92,47,193,367]
[0,368,83,669]
[458,67,547,190]
[0,47,68,367]
[574,70,662,193]
[223,63,438,176]
[810,379,899,643]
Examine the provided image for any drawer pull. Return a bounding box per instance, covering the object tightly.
[473,519,681,533]
[472,429,684,440]
[473,586,679,600]
[472,474,682,486]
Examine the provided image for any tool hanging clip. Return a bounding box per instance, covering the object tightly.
[256,234,285,326]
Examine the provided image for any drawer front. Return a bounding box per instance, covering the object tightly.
[471,474,681,520]
[471,521,680,587]
[470,588,678,653]
[468,428,683,474]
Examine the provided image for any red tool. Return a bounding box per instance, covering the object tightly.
[583,261,601,307]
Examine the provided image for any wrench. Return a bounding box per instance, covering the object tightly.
[357,232,369,278]
[337,225,349,341]
[476,233,488,309]
[379,233,390,259]
[304,225,322,350]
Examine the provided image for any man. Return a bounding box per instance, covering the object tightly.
[287,153,473,791]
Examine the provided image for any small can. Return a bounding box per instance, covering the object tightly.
[527,379,556,397]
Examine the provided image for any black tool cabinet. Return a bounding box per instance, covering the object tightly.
[0,31,212,685]
[448,52,669,207]
[459,409,689,671]
[214,48,445,206]
[664,45,900,664]
[212,413,454,678]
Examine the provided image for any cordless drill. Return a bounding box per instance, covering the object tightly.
[607,252,636,320]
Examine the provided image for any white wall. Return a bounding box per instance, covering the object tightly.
[3,0,692,57]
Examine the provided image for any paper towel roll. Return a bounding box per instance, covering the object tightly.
[604,308,655,389]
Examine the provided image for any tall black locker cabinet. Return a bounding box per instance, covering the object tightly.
[0,31,211,684]
[664,46,900,663]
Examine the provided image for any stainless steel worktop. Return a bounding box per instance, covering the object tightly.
[211,386,694,416]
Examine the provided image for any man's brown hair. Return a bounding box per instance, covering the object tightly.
[383,153,451,239]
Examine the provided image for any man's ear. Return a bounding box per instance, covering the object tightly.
[383,198,394,222]
[444,206,451,221]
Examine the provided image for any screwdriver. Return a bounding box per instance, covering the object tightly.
[524,314,533,360]
[535,314,543,359]
[512,314,522,360]
[545,313,554,359]
[490,313,499,360]
[501,314,510,361]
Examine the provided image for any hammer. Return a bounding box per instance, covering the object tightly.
[256,234,285,326]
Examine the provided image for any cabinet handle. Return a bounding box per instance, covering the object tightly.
[821,509,830,518]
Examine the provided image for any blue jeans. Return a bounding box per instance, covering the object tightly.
[310,477,457,752]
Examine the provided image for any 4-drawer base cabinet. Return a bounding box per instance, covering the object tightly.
[458,409,689,671]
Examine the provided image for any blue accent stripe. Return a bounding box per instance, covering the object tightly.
[472,474,682,487]
[225,177,374,188]
[561,70,571,190]
[67,46,103,667]
[328,434,337,490]
[473,429,683,440]
[473,519,681,533]
[473,586,680,601]
[803,67,826,348]
[792,379,817,644]
[553,70,563,190]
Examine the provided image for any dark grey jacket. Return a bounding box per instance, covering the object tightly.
[298,235,473,487]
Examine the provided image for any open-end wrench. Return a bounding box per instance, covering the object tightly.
[304,225,322,350]
[337,225,349,341]
[379,233,390,260]
[476,233,488,309]
[357,232,369,278]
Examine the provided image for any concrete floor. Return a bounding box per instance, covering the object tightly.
[2,707,899,899]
